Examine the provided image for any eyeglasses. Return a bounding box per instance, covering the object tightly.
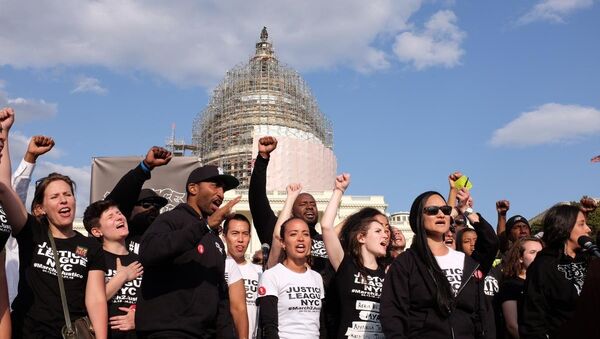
[137,202,162,209]
[423,205,452,216]
[454,219,465,226]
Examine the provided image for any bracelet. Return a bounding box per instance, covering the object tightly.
[140,161,151,173]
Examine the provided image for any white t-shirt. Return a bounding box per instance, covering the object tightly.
[258,263,324,339]
[225,257,243,286]
[238,260,263,338]
[435,248,465,295]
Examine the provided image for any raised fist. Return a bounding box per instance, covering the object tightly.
[258,136,277,159]
[287,183,302,196]
[25,136,55,162]
[448,171,463,189]
[144,146,172,169]
[0,107,15,132]
[334,173,350,193]
[496,200,510,215]
[580,196,597,214]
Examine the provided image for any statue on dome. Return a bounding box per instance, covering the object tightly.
[260,26,268,41]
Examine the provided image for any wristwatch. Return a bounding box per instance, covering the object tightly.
[463,207,474,218]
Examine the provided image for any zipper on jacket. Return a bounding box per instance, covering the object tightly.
[455,263,480,298]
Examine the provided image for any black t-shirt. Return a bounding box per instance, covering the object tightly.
[311,234,336,288]
[310,235,328,271]
[105,251,141,339]
[126,234,141,255]
[12,215,106,338]
[0,205,12,249]
[333,255,385,339]
[498,277,525,323]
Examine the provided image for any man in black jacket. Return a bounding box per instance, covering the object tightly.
[136,165,241,338]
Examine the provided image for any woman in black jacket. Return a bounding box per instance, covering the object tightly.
[520,204,591,339]
[380,190,493,339]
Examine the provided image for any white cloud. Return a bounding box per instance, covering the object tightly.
[0,1,423,87]
[518,0,594,24]
[490,103,600,147]
[8,131,63,167]
[71,76,108,95]
[392,10,465,70]
[24,162,91,218]
[0,82,57,122]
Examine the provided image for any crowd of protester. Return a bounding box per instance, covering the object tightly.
[0,106,598,338]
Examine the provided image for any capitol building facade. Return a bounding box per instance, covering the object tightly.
[191,28,413,254]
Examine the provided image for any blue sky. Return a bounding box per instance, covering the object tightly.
[1,0,599,222]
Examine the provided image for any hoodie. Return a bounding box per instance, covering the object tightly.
[520,249,588,339]
[380,249,490,339]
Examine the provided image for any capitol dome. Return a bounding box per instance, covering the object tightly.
[193,27,336,190]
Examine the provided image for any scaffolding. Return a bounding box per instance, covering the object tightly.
[192,27,334,188]
[166,123,197,157]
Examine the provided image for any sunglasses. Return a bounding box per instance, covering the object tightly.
[423,205,453,216]
[137,202,162,209]
[35,176,48,188]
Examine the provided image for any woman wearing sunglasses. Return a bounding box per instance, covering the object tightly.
[381,190,495,339]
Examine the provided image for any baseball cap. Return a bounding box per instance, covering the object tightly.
[506,215,530,234]
[186,165,239,191]
[136,188,168,208]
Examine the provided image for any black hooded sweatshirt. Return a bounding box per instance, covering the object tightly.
[136,203,233,338]
[380,249,489,339]
[520,249,588,339]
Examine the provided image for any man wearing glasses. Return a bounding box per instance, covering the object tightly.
[127,189,168,255]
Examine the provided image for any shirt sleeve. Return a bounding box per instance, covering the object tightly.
[498,279,522,303]
[225,259,243,286]
[105,162,151,219]
[248,156,277,245]
[11,159,35,204]
[470,214,499,275]
[258,268,279,298]
[86,239,108,273]
[259,295,279,339]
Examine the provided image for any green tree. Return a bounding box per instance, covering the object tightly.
[528,201,600,238]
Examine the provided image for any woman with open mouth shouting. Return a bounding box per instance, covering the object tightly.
[0,123,107,338]
[380,190,495,339]
[258,184,324,339]
[320,173,390,338]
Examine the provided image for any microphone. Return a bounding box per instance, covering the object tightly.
[578,236,600,258]
[261,243,270,271]
[261,243,270,252]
